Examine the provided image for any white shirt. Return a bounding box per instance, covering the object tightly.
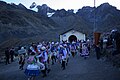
[63,48,67,58]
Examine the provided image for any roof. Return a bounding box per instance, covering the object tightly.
[60,28,85,35]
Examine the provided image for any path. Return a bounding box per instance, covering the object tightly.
[0,53,120,80]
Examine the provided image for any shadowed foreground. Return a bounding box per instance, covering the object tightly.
[0,53,120,80]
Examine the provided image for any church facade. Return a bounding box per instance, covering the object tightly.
[60,29,86,43]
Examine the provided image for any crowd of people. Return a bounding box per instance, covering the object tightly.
[3,29,120,80]
[4,40,92,80]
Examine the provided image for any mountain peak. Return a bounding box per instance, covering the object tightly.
[18,3,27,10]
[101,2,110,6]
[37,4,55,16]
[82,6,94,10]
[52,9,75,17]
[98,2,116,10]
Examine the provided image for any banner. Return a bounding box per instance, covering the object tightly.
[94,32,101,45]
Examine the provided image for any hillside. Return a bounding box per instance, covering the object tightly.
[0,1,120,53]
[0,1,59,52]
[0,1,57,42]
[76,3,120,32]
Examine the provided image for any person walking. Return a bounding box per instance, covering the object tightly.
[5,47,10,65]
[18,54,25,70]
[63,44,69,66]
[51,45,56,65]
[18,47,26,70]
[37,46,48,77]
[24,52,40,80]
[95,44,101,60]
[59,45,66,70]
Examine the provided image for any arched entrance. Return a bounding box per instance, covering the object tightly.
[68,35,77,43]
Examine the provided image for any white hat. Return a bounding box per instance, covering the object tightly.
[41,46,46,50]
[64,44,67,46]
[72,41,75,44]
[37,44,42,48]
[51,42,54,44]
[59,45,63,47]
[111,29,117,33]
[21,47,24,49]
[103,39,107,42]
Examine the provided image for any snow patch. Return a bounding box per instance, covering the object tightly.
[47,12,55,17]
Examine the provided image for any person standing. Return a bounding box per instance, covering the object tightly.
[81,43,89,59]
[10,48,15,62]
[79,43,82,56]
[5,47,10,65]
[95,44,101,60]
[70,44,76,57]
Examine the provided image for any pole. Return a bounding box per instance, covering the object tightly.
[94,0,96,7]
[93,0,96,45]
[93,0,96,32]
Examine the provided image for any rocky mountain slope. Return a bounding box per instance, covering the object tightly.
[51,9,92,34]
[76,3,120,32]
[0,1,120,52]
[0,1,59,46]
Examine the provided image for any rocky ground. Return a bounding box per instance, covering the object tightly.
[0,53,120,80]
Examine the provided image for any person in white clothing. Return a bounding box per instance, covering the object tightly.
[36,46,49,77]
[59,45,66,70]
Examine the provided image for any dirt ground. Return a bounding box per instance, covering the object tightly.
[0,53,120,80]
